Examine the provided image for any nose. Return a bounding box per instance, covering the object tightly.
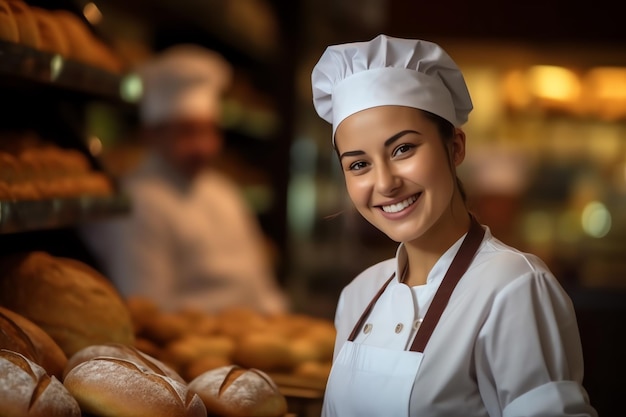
[374,161,401,196]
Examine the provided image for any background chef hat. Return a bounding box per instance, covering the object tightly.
[137,44,233,126]
[311,34,473,140]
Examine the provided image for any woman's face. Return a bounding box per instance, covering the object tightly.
[334,106,466,243]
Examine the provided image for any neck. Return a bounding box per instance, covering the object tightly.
[402,208,471,287]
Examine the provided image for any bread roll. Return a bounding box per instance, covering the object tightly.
[30,6,70,56]
[0,251,135,357]
[0,349,81,417]
[64,356,207,417]
[185,355,233,381]
[232,332,294,372]
[164,334,236,371]
[64,342,185,384]
[7,0,41,48]
[141,311,190,344]
[51,10,95,63]
[0,306,67,379]
[126,295,160,334]
[0,0,19,43]
[188,365,287,417]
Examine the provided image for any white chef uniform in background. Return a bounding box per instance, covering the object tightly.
[80,44,288,315]
[311,34,597,417]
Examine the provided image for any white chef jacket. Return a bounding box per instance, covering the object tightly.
[80,152,288,315]
[332,225,597,417]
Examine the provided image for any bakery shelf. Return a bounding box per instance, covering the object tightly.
[0,194,131,234]
[0,40,131,103]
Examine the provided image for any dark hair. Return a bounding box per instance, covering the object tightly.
[419,110,468,203]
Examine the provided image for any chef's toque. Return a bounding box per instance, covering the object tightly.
[311,34,473,141]
[137,44,233,126]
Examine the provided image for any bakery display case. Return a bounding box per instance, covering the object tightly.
[0,3,136,237]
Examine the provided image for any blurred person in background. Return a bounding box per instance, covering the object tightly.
[80,44,288,315]
[311,34,596,417]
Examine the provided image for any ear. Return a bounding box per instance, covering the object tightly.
[451,128,466,167]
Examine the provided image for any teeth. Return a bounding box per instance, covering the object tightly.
[382,195,418,213]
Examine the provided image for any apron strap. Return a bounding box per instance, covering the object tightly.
[346,215,485,351]
[347,273,396,342]
[409,215,485,352]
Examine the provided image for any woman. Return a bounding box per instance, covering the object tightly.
[311,35,597,417]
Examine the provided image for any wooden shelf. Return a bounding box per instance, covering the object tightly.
[0,194,131,235]
[0,40,131,103]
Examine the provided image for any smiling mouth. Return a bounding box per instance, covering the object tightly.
[380,194,420,213]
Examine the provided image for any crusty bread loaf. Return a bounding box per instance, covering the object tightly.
[188,365,287,417]
[0,0,19,43]
[63,342,185,384]
[0,349,81,417]
[0,251,135,357]
[64,356,207,417]
[0,306,67,379]
[0,307,39,363]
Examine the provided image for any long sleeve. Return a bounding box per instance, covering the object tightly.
[475,271,597,417]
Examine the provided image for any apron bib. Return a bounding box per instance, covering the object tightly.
[322,216,485,417]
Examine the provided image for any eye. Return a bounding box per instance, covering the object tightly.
[348,160,368,171]
[392,143,415,158]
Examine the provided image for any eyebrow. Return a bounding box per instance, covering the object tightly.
[338,130,421,161]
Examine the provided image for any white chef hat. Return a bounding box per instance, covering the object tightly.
[311,34,473,140]
[137,44,233,126]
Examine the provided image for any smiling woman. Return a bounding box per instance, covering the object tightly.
[310,34,598,417]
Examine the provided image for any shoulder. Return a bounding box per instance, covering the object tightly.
[472,232,553,284]
[458,230,569,307]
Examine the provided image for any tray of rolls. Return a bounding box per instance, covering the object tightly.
[0,0,128,99]
[0,130,129,233]
[0,250,333,416]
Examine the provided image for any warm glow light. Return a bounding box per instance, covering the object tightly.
[581,201,611,238]
[88,136,103,156]
[586,67,626,100]
[83,2,103,25]
[502,69,532,110]
[527,65,581,101]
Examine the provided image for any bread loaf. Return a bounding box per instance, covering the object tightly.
[0,306,67,379]
[0,349,81,417]
[188,365,287,417]
[0,251,135,357]
[63,342,185,384]
[0,0,19,43]
[7,0,40,48]
[30,6,70,56]
[64,356,207,417]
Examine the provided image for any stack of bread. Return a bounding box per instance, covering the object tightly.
[0,0,124,73]
[127,297,336,386]
[0,250,294,416]
[0,130,114,201]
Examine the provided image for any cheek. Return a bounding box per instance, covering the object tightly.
[344,176,369,206]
